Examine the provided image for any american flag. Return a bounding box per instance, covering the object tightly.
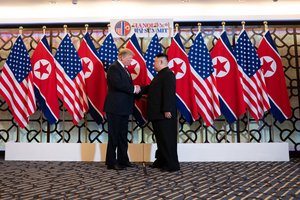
[188,33,220,126]
[78,32,107,124]
[98,33,118,71]
[0,36,36,128]
[257,31,291,122]
[144,34,163,79]
[31,35,60,124]
[55,34,88,125]
[234,30,270,121]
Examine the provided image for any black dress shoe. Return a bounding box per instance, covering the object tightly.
[107,164,126,170]
[120,163,138,168]
[161,167,180,172]
[148,164,161,168]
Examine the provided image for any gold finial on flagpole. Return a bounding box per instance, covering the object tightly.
[221,21,226,32]
[148,24,151,38]
[19,26,23,37]
[168,24,172,38]
[263,21,269,32]
[241,21,246,30]
[107,23,111,33]
[197,22,202,33]
[131,24,135,36]
[154,24,157,34]
[63,24,68,35]
[42,26,46,35]
[85,24,89,34]
[175,23,179,33]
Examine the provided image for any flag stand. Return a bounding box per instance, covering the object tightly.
[62,108,65,143]
[247,112,250,143]
[84,114,88,143]
[40,111,43,143]
[270,117,274,143]
[224,122,228,143]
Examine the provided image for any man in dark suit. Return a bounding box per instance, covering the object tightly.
[144,53,180,172]
[104,48,141,170]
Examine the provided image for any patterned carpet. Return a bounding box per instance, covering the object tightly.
[0,159,299,199]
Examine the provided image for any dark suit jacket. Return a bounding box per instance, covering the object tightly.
[146,67,177,121]
[103,60,135,115]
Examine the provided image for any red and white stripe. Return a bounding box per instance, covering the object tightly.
[0,64,36,128]
[191,68,220,126]
[238,67,270,121]
[55,61,88,125]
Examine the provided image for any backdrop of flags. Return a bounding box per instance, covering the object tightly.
[78,32,107,124]
[167,33,199,124]
[257,30,292,122]
[126,33,150,126]
[31,35,60,124]
[0,36,36,128]
[188,32,220,126]
[234,30,270,121]
[210,31,246,123]
[0,26,291,127]
[54,34,88,125]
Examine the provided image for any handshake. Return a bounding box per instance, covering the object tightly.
[134,85,142,94]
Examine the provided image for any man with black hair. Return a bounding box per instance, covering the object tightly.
[144,53,180,172]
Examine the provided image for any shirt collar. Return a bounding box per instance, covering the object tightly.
[117,59,126,68]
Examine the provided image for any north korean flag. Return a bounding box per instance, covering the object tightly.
[210,31,246,123]
[257,31,292,122]
[126,33,151,126]
[31,35,60,124]
[167,33,199,124]
[78,32,107,124]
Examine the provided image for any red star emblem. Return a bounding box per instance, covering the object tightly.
[82,59,91,74]
[214,58,227,75]
[171,60,184,76]
[127,63,137,75]
[261,58,274,75]
[36,61,49,78]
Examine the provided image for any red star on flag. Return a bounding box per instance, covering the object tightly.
[36,61,49,78]
[214,58,227,75]
[171,60,184,76]
[128,63,138,75]
[82,59,91,74]
[261,58,274,74]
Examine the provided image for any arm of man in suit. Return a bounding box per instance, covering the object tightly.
[162,72,176,118]
[107,65,135,94]
[134,85,149,99]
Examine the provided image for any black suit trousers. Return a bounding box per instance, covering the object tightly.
[105,113,130,166]
[152,117,179,171]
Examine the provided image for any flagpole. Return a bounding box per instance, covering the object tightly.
[241,21,245,30]
[262,21,274,143]
[62,24,68,143]
[197,22,201,33]
[197,22,205,144]
[263,21,269,32]
[240,21,252,143]
[147,24,150,39]
[84,24,89,143]
[222,21,226,32]
[247,112,250,142]
[38,26,47,143]
[15,26,24,143]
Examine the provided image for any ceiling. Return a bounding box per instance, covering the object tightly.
[0,0,299,24]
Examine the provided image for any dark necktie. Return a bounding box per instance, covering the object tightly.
[124,67,131,78]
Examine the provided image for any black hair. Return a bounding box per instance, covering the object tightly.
[155,53,168,60]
